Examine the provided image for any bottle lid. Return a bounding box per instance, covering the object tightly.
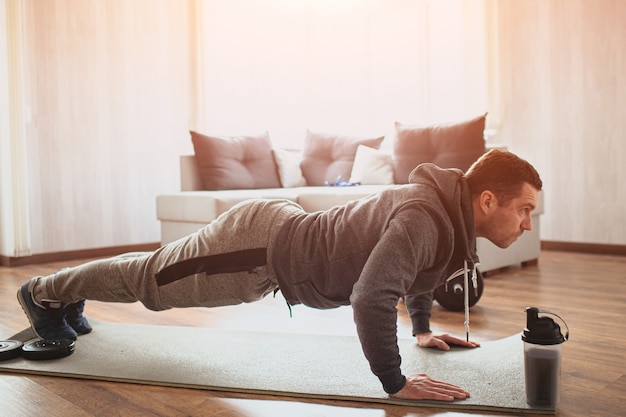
[522,307,567,345]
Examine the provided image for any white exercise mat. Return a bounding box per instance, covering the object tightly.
[0,321,554,414]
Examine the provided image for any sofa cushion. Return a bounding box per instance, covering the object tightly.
[300,130,385,186]
[157,188,300,224]
[349,145,394,185]
[273,148,307,188]
[190,131,281,190]
[392,114,487,184]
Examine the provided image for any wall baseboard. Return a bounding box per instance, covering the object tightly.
[541,240,626,257]
[3,240,624,267]
[0,243,161,267]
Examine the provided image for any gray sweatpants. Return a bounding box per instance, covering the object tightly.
[32,199,304,311]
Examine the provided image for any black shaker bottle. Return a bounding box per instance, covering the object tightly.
[522,307,569,407]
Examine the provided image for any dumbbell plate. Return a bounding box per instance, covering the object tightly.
[433,270,484,311]
[21,339,75,360]
[0,340,24,361]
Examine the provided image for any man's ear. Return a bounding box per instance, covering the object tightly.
[479,190,497,213]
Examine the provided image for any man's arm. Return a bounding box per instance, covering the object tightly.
[404,292,434,335]
[351,209,477,400]
[405,291,480,351]
[350,213,443,395]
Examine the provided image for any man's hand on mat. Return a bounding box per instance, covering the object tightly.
[416,332,480,351]
[390,373,470,401]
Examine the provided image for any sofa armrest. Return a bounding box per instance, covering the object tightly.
[181,155,203,191]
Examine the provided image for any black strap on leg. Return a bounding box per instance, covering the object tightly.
[155,248,267,287]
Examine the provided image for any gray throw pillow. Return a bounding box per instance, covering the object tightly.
[393,114,487,183]
[300,130,385,186]
[190,131,281,190]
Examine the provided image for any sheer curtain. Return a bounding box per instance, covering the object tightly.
[193,0,490,149]
[0,0,32,257]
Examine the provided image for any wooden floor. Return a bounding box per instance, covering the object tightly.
[1,250,625,417]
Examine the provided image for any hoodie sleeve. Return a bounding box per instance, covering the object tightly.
[349,206,447,394]
[404,292,434,335]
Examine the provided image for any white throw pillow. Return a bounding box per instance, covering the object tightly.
[273,148,307,187]
[349,145,395,185]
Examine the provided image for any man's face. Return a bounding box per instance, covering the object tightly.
[483,183,539,249]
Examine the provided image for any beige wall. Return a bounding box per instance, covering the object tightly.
[1,0,195,255]
[492,0,626,245]
[193,0,490,148]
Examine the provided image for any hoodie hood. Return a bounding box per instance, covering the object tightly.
[408,163,479,269]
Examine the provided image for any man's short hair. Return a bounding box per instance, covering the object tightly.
[464,149,542,206]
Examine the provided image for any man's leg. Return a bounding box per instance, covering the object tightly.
[18,199,303,339]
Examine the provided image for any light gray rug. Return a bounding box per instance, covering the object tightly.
[0,321,554,414]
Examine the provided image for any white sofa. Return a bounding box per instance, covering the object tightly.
[156,156,543,274]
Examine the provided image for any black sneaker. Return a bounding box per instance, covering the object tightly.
[17,279,77,341]
[65,300,92,335]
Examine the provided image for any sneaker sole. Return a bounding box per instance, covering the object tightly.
[17,286,46,340]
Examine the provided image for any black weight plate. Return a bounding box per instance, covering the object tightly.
[22,339,75,361]
[433,270,484,311]
[0,340,24,361]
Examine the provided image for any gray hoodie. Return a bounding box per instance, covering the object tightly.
[272,163,479,394]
